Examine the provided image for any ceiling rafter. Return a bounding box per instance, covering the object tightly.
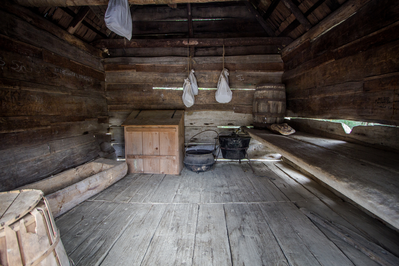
[61,7,108,38]
[281,0,312,31]
[67,6,90,34]
[263,0,281,21]
[279,0,327,36]
[245,0,275,36]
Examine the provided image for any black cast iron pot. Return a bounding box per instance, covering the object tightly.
[219,133,251,159]
[184,149,215,173]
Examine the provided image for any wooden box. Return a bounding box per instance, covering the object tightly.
[122,110,185,175]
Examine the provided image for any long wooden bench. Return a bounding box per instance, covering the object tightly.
[243,128,399,231]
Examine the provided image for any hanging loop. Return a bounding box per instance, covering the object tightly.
[222,44,225,70]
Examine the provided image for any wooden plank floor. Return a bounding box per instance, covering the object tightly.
[55,162,399,266]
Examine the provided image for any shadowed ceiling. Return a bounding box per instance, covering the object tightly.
[14,0,346,45]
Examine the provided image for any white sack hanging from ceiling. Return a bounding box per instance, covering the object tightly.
[105,0,132,40]
[188,69,198,95]
[215,68,232,103]
[182,78,195,108]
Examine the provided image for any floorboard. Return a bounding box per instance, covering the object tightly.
[193,204,232,266]
[224,203,288,265]
[99,204,166,266]
[141,204,198,266]
[55,162,399,266]
[70,203,144,265]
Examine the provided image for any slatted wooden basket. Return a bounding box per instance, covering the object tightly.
[0,190,70,266]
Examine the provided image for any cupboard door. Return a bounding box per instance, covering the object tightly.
[160,130,177,174]
[143,132,160,173]
[125,130,144,173]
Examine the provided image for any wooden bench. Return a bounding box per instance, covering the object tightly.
[243,128,399,231]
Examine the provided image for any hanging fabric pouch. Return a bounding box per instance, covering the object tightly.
[215,68,232,103]
[182,78,195,107]
[188,69,199,95]
[105,0,132,40]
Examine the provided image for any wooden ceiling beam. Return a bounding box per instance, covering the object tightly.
[281,0,312,31]
[61,7,108,38]
[67,6,90,34]
[263,0,281,21]
[245,1,275,36]
[14,0,240,7]
[93,37,292,49]
[279,0,327,36]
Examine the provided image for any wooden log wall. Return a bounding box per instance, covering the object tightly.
[105,54,283,158]
[282,0,399,126]
[105,55,283,112]
[0,4,107,191]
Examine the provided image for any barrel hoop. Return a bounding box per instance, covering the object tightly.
[253,98,286,101]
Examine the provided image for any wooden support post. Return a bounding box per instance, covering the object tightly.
[67,6,90,34]
[281,0,312,31]
[187,3,193,38]
[187,3,195,57]
[245,1,275,37]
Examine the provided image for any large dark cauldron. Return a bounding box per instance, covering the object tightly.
[219,133,251,159]
[184,130,219,173]
[184,149,215,172]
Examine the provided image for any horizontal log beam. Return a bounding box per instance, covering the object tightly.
[14,0,241,7]
[93,37,292,49]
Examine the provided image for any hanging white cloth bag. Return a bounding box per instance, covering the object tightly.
[215,68,232,103]
[182,78,195,108]
[188,69,199,95]
[105,0,132,40]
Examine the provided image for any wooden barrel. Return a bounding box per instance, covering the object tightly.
[0,190,70,266]
[253,83,286,128]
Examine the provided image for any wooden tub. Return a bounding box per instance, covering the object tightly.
[18,158,128,217]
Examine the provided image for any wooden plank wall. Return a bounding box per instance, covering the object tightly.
[282,0,399,126]
[105,55,283,113]
[0,5,107,191]
[105,54,283,158]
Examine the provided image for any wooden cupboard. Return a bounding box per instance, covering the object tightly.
[122,110,185,175]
